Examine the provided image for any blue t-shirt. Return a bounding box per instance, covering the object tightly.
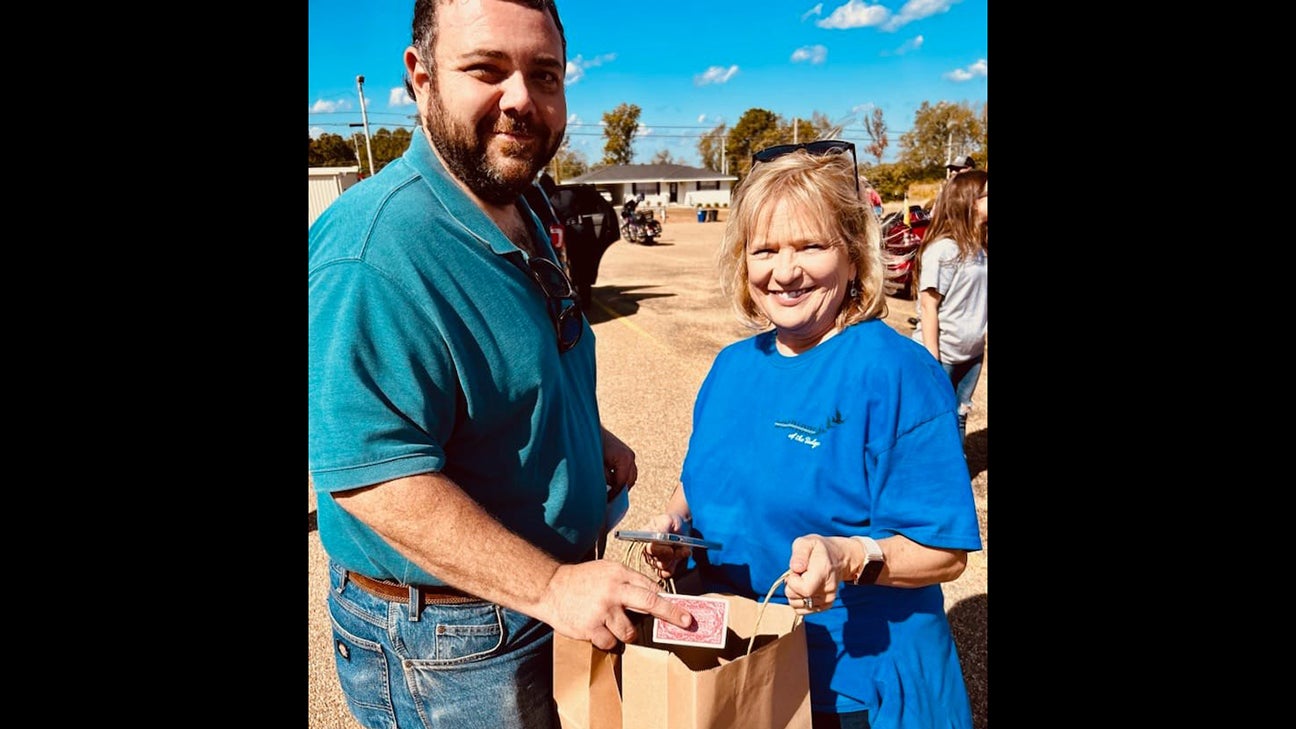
[682,320,982,727]
[308,131,606,585]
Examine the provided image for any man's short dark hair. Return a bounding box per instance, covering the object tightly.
[403,0,567,104]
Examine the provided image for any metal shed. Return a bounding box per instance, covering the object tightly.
[309,166,361,227]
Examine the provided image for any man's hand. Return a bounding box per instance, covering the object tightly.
[601,427,637,498]
[539,560,694,651]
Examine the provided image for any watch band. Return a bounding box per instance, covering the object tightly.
[850,536,885,585]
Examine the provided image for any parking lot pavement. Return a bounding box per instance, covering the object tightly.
[307,210,986,727]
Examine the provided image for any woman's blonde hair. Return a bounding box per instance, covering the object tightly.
[718,148,887,330]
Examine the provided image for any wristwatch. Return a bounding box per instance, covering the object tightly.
[850,536,885,585]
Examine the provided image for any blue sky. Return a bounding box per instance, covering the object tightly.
[308,0,986,167]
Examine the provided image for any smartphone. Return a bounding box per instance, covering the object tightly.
[613,529,723,551]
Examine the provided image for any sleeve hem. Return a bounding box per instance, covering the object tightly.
[311,454,443,493]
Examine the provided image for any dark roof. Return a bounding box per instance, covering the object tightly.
[569,163,737,185]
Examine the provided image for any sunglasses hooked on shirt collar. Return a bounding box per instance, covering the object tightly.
[524,256,584,353]
[750,140,860,197]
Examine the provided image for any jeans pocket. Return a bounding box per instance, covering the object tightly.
[394,602,505,665]
[401,606,557,728]
[329,612,398,728]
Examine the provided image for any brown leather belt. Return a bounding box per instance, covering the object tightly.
[346,570,481,606]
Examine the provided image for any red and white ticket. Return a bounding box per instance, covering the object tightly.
[652,593,729,649]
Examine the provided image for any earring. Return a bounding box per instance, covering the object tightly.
[848,279,860,298]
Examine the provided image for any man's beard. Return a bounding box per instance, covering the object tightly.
[423,92,562,205]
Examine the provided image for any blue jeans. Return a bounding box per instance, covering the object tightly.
[326,562,557,729]
[941,354,984,443]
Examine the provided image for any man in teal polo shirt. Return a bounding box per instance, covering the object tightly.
[308,2,692,727]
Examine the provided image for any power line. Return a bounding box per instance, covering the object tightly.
[308,122,916,138]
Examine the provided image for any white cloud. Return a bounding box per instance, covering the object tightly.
[568,113,580,124]
[882,0,960,32]
[791,45,828,64]
[695,65,739,86]
[815,0,959,32]
[309,126,327,139]
[943,58,987,82]
[881,34,923,56]
[816,0,889,29]
[388,87,414,107]
[310,98,350,113]
[638,123,653,137]
[697,114,708,124]
[801,3,823,21]
[566,52,616,85]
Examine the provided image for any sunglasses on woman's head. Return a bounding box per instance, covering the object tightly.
[750,140,860,197]
[525,256,583,353]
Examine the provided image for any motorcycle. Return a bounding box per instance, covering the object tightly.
[620,199,662,245]
[878,205,931,299]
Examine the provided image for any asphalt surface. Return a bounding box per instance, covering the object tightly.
[307,206,989,728]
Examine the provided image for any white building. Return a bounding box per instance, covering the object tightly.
[309,166,361,227]
[564,163,737,208]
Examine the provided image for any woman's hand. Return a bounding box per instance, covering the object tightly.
[641,512,691,579]
[783,534,848,614]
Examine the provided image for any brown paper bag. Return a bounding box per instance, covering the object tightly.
[553,631,623,729]
[619,576,812,729]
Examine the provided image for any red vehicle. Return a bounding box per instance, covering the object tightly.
[879,205,931,299]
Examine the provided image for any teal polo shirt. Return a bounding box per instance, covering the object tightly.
[308,131,605,585]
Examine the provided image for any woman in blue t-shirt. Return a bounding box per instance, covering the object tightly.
[643,142,983,729]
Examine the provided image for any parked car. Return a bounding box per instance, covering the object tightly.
[524,178,621,311]
[878,205,931,299]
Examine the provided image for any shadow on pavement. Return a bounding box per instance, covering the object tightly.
[947,592,987,729]
[584,284,675,324]
[308,510,317,533]
[965,428,987,481]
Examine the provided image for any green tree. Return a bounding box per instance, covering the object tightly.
[728,108,784,182]
[649,148,677,165]
[897,101,986,179]
[863,108,888,165]
[549,135,589,182]
[978,101,988,163]
[858,161,924,201]
[803,111,836,140]
[309,132,362,168]
[697,123,728,172]
[309,135,325,167]
[368,127,412,174]
[601,103,642,165]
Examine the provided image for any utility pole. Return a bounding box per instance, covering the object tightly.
[716,131,726,175]
[356,75,376,177]
[944,120,955,179]
[349,130,363,167]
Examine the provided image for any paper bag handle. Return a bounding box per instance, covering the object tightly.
[621,539,676,594]
[622,544,794,655]
[747,569,801,657]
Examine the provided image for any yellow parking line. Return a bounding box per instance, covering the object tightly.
[591,297,671,351]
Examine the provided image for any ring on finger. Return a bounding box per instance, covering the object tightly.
[802,596,814,610]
